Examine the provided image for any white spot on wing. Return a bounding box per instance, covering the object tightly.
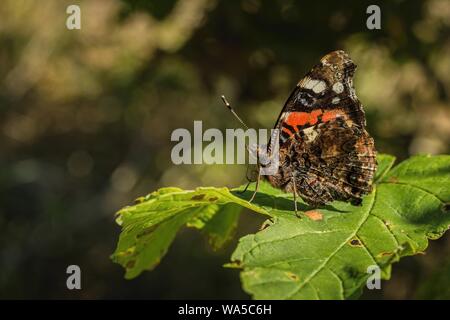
[332,82,344,94]
[303,127,318,142]
[303,79,327,94]
[332,97,340,104]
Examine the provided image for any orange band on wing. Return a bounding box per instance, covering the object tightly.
[285,112,309,129]
[322,110,341,122]
[308,109,322,125]
[285,110,323,128]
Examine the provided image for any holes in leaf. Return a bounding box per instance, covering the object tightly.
[285,272,299,281]
[348,237,363,247]
[191,194,205,201]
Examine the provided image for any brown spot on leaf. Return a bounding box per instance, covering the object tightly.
[379,252,393,257]
[191,194,206,201]
[123,247,135,256]
[208,196,218,202]
[137,226,155,238]
[285,272,299,281]
[126,260,136,269]
[349,238,362,247]
[304,210,323,221]
[388,176,399,183]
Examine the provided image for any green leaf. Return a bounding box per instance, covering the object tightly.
[111,187,264,279]
[230,154,450,299]
[111,154,450,299]
[202,203,241,250]
[374,153,395,182]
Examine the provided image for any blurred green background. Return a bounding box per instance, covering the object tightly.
[0,0,449,299]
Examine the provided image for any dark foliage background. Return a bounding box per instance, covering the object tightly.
[0,0,449,299]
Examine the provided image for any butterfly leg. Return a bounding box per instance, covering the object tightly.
[248,170,260,203]
[237,165,256,194]
[237,180,252,194]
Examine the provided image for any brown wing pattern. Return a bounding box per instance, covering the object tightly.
[266,50,377,206]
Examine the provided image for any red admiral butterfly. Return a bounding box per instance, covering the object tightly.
[224,50,377,212]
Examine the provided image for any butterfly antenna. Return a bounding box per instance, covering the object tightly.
[220,95,253,154]
[221,95,260,197]
[221,95,249,130]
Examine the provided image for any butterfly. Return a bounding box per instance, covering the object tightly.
[223,50,377,212]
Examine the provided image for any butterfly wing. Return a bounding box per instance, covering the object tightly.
[273,50,367,145]
[293,119,376,206]
[266,50,377,206]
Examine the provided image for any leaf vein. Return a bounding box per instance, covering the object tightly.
[380,181,445,203]
[283,186,377,299]
[326,267,345,299]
